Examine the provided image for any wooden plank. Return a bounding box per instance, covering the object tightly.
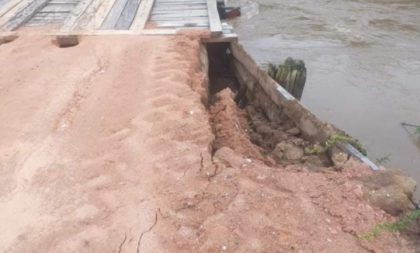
[203,32,237,43]
[130,0,153,31]
[114,0,140,29]
[48,1,78,4]
[154,2,204,5]
[151,9,207,16]
[35,12,69,17]
[206,0,221,35]
[101,0,128,29]
[37,10,71,14]
[156,4,204,8]
[154,1,204,4]
[155,20,208,27]
[156,0,205,1]
[151,14,208,20]
[154,2,205,5]
[155,0,205,3]
[0,0,12,8]
[31,16,65,20]
[61,0,93,30]
[1,0,49,30]
[49,0,80,3]
[48,27,177,35]
[42,4,74,12]
[0,0,25,17]
[151,16,208,21]
[79,0,116,30]
[155,0,205,2]
[154,3,206,8]
[0,0,29,30]
[153,6,206,12]
[155,2,205,5]
[154,1,204,5]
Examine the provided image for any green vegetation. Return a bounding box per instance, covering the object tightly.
[376,154,391,165]
[304,134,366,156]
[401,122,420,135]
[304,145,324,155]
[360,210,420,240]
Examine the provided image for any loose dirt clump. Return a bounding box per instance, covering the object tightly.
[358,169,417,215]
[210,89,266,161]
[209,88,331,167]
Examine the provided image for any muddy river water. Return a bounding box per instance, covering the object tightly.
[229,0,420,198]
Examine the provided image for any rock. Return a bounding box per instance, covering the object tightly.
[304,143,323,155]
[392,173,417,199]
[291,138,304,146]
[274,142,304,161]
[365,185,415,215]
[255,124,275,137]
[1,34,17,43]
[329,146,349,168]
[250,134,264,146]
[272,145,284,163]
[56,35,79,48]
[0,32,18,45]
[360,170,417,215]
[286,127,300,136]
[273,132,288,142]
[213,147,237,166]
[285,145,304,160]
[303,155,325,167]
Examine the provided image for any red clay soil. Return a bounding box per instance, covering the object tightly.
[210,91,267,162]
[0,35,415,252]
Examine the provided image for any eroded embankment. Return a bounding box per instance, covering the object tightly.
[0,33,417,252]
[210,90,332,168]
[205,41,419,250]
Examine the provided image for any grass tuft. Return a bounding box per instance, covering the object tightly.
[376,154,391,165]
[305,134,367,156]
[360,210,420,240]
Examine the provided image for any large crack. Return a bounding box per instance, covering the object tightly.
[136,209,160,253]
[117,232,127,253]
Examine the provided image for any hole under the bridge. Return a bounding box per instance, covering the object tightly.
[206,42,332,168]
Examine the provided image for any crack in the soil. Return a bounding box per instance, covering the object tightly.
[178,152,206,181]
[136,209,160,253]
[199,152,204,172]
[179,166,192,180]
[117,232,127,253]
[207,164,219,181]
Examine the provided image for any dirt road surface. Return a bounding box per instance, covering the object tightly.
[0,35,415,252]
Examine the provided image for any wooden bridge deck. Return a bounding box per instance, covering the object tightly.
[0,0,235,39]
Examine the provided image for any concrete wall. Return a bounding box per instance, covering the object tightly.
[230,42,379,170]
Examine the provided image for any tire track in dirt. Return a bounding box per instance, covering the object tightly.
[54,53,108,132]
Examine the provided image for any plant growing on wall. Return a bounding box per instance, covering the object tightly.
[304,134,367,156]
[376,154,391,165]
